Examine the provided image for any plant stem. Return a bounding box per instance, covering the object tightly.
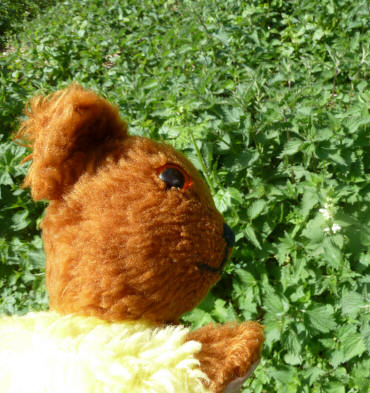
[189,130,216,194]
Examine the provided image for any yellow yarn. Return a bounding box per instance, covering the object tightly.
[0,312,210,393]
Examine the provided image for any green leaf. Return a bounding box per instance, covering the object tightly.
[0,171,13,186]
[330,349,345,368]
[247,200,266,220]
[264,318,282,348]
[351,358,370,392]
[307,305,337,333]
[181,308,214,329]
[11,210,30,231]
[228,187,244,205]
[328,153,348,167]
[270,366,298,385]
[211,299,239,323]
[302,214,326,243]
[296,106,312,116]
[300,189,319,218]
[280,138,303,156]
[324,382,345,393]
[346,116,370,134]
[283,330,302,365]
[244,225,261,249]
[303,367,326,386]
[323,237,342,268]
[234,269,256,287]
[214,189,230,213]
[361,318,370,352]
[264,291,285,315]
[341,290,364,316]
[222,106,244,125]
[339,327,366,362]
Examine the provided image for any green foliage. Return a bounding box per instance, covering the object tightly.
[0,0,369,391]
[0,142,47,314]
[0,0,56,49]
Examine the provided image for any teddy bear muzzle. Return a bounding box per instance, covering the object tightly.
[197,223,235,274]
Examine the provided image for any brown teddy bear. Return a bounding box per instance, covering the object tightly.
[0,84,263,393]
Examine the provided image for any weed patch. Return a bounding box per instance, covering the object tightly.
[0,0,369,391]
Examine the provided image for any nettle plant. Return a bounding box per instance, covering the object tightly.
[0,0,369,392]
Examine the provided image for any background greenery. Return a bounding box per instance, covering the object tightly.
[0,0,369,391]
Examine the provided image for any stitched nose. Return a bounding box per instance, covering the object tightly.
[223,223,235,248]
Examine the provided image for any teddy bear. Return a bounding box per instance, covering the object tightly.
[0,84,264,393]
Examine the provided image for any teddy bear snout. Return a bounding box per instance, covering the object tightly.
[218,223,235,270]
[223,223,235,249]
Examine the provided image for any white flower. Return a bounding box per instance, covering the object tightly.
[324,223,342,234]
[331,223,341,233]
[319,208,331,220]
[319,198,341,234]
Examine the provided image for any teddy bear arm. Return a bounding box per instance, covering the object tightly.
[187,321,264,393]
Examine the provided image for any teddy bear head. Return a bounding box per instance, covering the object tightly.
[17,85,235,324]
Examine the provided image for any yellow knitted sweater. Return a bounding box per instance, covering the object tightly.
[0,312,210,393]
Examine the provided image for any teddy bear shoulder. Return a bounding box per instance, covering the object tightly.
[0,312,210,393]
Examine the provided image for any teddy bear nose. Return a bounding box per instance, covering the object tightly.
[223,223,235,249]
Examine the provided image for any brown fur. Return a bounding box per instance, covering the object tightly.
[15,84,264,392]
[187,322,264,393]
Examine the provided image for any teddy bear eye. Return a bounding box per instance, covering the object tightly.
[159,167,184,189]
[157,164,193,190]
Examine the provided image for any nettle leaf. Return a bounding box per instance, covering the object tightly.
[264,291,287,315]
[280,138,303,157]
[301,214,326,243]
[324,382,345,393]
[300,188,319,218]
[361,317,370,352]
[284,352,302,366]
[181,308,214,329]
[345,116,370,134]
[351,358,370,392]
[328,152,348,167]
[234,269,256,287]
[211,299,239,323]
[0,171,13,186]
[341,290,364,316]
[213,189,230,213]
[342,333,367,362]
[323,237,342,268]
[296,106,312,116]
[306,305,337,333]
[224,151,259,171]
[270,366,299,385]
[264,318,282,348]
[330,350,345,368]
[28,246,45,269]
[359,253,370,269]
[303,367,326,386]
[319,337,336,350]
[228,187,244,205]
[11,210,30,231]
[247,199,267,220]
[337,325,367,363]
[214,187,243,212]
[221,106,244,125]
[236,287,258,319]
[243,225,261,249]
[283,330,303,365]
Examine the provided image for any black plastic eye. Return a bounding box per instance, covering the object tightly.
[159,167,185,189]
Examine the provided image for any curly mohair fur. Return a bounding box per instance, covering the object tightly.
[12,84,264,393]
[0,312,209,393]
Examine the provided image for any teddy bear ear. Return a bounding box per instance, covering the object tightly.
[15,84,128,201]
